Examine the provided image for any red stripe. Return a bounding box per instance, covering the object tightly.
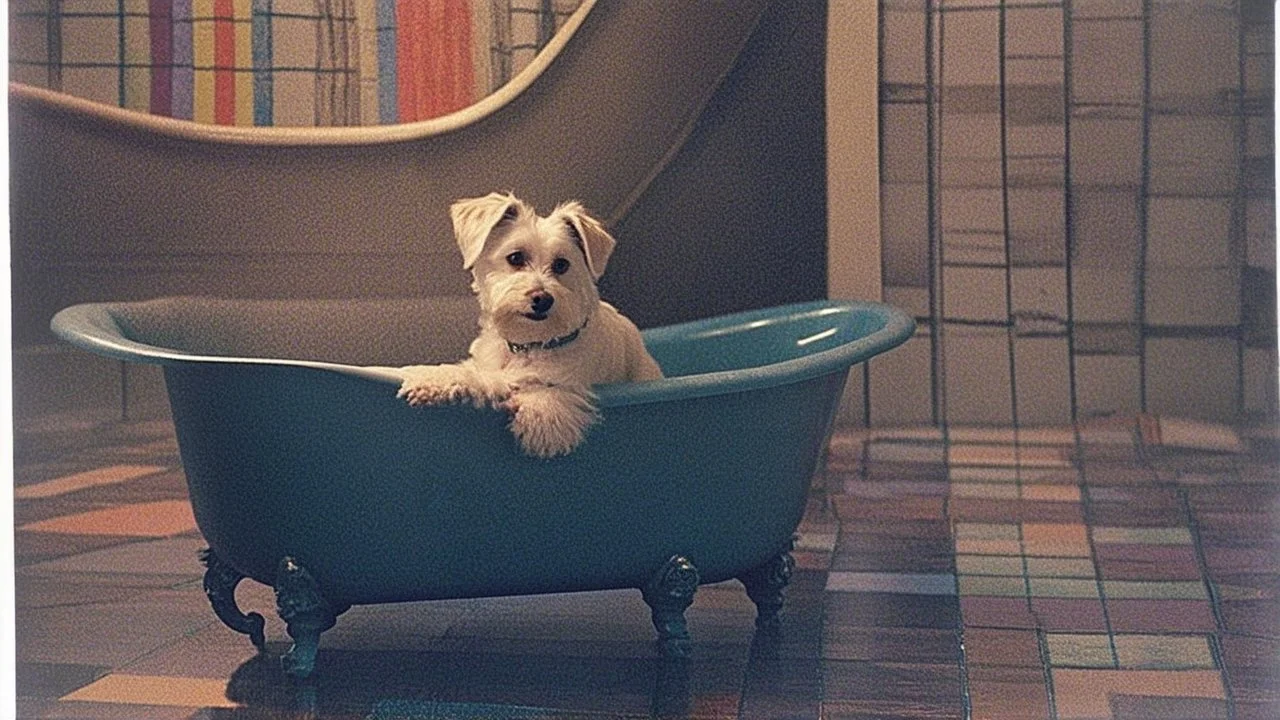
[445,1,473,114]
[424,0,440,118]
[396,0,421,121]
[397,0,472,122]
[214,0,235,125]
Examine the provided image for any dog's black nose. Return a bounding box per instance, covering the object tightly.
[530,293,555,315]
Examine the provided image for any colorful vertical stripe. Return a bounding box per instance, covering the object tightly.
[149,0,172,116]
[192,0,214,123]
[396,0,472,122]
[122,0,151,112]
[376,0,397,124]
[251,0,272,126]
[213,0,235,125]
[233,0,253,126]
[12,0,579,126]
[172,0,194,120]
[395,0,426,122]
[357,0,380,126]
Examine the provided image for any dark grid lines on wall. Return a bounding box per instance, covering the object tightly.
[873,0,1276,428]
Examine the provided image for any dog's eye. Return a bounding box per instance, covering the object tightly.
[506,251,527,268]
[551,258,571,275]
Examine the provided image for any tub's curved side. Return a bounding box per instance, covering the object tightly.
[163,360,846,606]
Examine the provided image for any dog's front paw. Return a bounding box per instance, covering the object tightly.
[399,366,466,406]
[398,381,469,407]
[398,365,509,408]
[508,387,597,459]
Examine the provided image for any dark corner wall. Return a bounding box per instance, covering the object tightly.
[605,0,829,329]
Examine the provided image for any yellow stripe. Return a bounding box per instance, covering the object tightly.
[123,14,150,111]
[358,0,379,125]
[192,0,215,124]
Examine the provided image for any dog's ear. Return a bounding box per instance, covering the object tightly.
[451,192,522,270]
[556,202,616,280]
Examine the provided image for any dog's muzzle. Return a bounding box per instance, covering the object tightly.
[525,292,555,321]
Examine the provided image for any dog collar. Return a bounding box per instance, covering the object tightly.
[506,318,588,354]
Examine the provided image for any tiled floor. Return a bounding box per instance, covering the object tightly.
[12,416,1280,719]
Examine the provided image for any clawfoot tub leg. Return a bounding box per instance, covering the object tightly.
[274,557,346,679]
[641,555,700,657]
[737,547,796,630]
[199,548,266,650]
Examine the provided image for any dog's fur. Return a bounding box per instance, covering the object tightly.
[398,192,663,458]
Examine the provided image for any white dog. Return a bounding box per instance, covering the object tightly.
[398,192,663,458]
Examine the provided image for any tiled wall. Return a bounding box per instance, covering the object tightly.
[870,0,1276,427]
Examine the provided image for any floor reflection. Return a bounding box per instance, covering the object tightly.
[220,644,708,719]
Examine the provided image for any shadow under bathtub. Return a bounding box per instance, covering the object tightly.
[218,645,729,719]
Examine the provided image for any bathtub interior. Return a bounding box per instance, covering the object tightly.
[61,296,910,392]
[640,303,894,377]
[108,296,480,367]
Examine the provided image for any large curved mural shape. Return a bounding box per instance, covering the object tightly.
[11,0,828,348]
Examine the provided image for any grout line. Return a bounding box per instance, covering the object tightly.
[1177,483,1239,720]
[945,461,976,720]
[1062,0,1081,429]
[928,0,949,432]
[1037,628,1062,720]
[1206,632,1238,720]
[1136,0,1152,414]
[955,621,974,720]
[1075,451,1121,670]
[997,0,1022,444]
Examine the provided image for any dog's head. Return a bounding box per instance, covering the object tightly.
[451,192,616,346]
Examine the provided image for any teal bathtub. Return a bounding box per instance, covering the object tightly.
[51,297,913,677]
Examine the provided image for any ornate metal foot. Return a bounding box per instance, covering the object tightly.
[274,557,345,679]
[200,548,266,650]
[738,548,796,630]
[641,555,700,657]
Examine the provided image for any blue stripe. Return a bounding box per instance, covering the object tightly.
[172,0,193,120]
[377,0,397,124]
[252,0,273,126]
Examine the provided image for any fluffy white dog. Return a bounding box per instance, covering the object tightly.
[398,192,663,458]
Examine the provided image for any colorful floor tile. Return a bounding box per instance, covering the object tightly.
[13,464,167,500]
[19,500,197,537]
[62,674,240,709]
[1050,669,1227,719]
[11,418,1280,718]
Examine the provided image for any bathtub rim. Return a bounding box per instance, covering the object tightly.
[6,0,596,147]
[50,298,915,409]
